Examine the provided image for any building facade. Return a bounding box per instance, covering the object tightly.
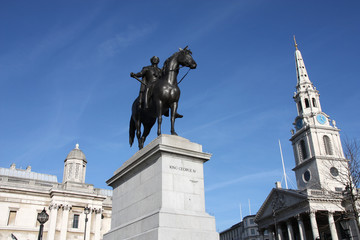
[0,144,112,240]
[255,40,358,240]
[220,215,268,240]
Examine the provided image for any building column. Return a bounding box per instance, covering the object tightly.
[267,227,274,240]
[286,220,295,240]
[258,229,265,240]
[59,204,71,240]
[277,224,284,240]
[327,211,339,240]
[94,208,102,240]
[346,215,358,240]
[47,203,59,240]
[296,215,306,240]
[309,211,320,240]
[85,208,92,240]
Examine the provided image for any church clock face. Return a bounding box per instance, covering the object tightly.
[316,114,327,124]
[296,119,303,130]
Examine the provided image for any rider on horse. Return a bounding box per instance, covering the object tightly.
[131,56,183,118]
[129,47,196,149]
[130,56,161,110]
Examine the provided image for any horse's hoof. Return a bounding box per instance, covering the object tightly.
[171,131,178,136]
[175,113,183,118]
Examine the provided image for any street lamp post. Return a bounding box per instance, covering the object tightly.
[84,207,91,240]
[37,208,49,240]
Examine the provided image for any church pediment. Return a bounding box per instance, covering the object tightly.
[255,188,307,221]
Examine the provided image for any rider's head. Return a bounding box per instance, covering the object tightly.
[150,56,159,65]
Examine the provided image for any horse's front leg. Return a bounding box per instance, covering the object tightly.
[170,102,178,135]
[156,100,163,136]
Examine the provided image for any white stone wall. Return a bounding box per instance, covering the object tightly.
[105,135,219,240]
[0,169,112,240]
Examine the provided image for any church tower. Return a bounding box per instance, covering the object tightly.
[63,143,87,183]
[290,37,347,191]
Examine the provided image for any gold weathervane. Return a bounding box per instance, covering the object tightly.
[293,35,298,50]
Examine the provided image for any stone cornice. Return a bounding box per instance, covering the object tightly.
[257,201,309,228]
[0,185,50,197]
[290,124,340,142]
[107,135,211,186]
[1,185,108,203]
[49,188,106,201]
[292,157,315,171]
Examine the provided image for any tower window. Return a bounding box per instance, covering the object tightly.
[323,135,333,155]
[303,170,311,182]
[72,214,79,228]
[75,163,80,179]
[7,210,17,226]
[312,98,317,107]
[69,164,73,177]
[330,167,339,177]
[298,102,303,112]
[299,140,308,161]
[305,98,310,108]
[335,187,343,192]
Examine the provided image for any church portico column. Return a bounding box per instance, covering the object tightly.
[286,220,295,240]
[296,215,306,240]
[47,203,60,240]
[267,227,274,240]
[277,224,284,240]
[343,212,357,240]
[309,211,320,240]
[59,204,72,240]
[94,208,102,240]
[328,211,339,240]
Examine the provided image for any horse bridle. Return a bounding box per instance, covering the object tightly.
[168,48,193,84]
[178,68,191,84]
[168,66,191,84]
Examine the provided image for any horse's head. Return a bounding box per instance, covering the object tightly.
[177,46,197,69]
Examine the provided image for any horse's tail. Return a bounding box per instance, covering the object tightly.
[129,116,136,147]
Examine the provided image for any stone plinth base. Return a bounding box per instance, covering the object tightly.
[104,135,219,240]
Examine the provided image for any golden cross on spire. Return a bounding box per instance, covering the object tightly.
[293,35,298,50]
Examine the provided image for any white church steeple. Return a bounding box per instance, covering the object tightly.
[293,36,323,122]
[290,38,347,191]
[294,36,312,88]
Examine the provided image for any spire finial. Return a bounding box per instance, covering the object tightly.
[293,35,298,50]
[75,143,79,149]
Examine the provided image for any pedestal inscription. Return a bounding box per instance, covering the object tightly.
[104,135,219,240]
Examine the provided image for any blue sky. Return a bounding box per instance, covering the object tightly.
[1,0,360,231]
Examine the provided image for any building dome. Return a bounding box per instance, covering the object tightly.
[65,144,87,162]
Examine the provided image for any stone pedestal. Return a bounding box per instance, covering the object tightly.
[104,135,219,240]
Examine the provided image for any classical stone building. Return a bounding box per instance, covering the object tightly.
[220,215,268,240]
[0,144,112,240]
[254,40,358,240]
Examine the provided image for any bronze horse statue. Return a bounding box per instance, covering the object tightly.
[129,47,197,149]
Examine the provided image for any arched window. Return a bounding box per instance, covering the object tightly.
[298,140,308,161]
[323,135,333,155]
[298,102,303,112]
[305,98,310,108]
[312,98,317,107]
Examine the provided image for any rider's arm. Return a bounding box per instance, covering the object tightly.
[133,67,147,78]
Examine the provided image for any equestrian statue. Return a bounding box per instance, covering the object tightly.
[129,46,197,149]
